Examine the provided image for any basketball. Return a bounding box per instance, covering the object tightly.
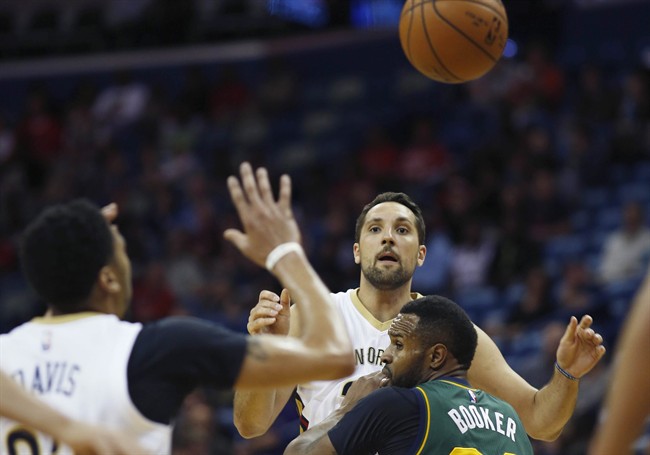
[399,0,509,83]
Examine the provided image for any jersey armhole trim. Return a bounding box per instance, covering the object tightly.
[412,387,431,455]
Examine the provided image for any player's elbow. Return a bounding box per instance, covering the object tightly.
[233,418,268,439]
[234,416,270,439]
[530,427,563,442]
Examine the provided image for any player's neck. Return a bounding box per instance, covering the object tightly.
[357,281,413,322]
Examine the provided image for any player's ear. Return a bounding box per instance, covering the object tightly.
[430,344,447,370]
[98,265,121,294]
[417,245,426,267]
[353,243,361,264]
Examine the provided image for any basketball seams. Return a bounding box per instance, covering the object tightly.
[432,1,498,63]
[406,0,416,64]
[420,1,461,82]
[436,0,507,23]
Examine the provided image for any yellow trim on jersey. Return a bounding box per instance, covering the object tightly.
[350,289,423,331]
[31,312,106,324]
[414,387,431,455]
[439,380,479,391]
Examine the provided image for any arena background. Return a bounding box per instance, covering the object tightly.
[0,0,649,453]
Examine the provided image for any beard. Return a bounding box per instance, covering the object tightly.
[389,360,425,389]
[361,261,412,291]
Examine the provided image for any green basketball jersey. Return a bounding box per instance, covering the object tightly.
[411,378,534,455]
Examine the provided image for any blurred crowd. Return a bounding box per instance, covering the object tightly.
[1,35,649,454]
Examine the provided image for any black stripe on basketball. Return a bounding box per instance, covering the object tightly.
[420,0,462,82]
[432,0,499,63]
[437,0,508,23]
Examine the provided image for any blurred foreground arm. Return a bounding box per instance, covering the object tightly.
[224,163,354,390]
[589,272,650,455]
[0,371,146,455]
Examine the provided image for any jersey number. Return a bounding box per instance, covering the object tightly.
[449,449,516,455]
[6,427,58,455]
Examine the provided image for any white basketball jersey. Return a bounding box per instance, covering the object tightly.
[0,313,171,455]
[296,289,420,428]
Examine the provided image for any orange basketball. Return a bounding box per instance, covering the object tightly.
[399,0,509,83]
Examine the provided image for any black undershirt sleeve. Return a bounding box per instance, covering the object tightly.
[127,316,248,424]
[327,387,420,455]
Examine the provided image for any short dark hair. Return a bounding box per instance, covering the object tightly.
[20,199,114,312]
[354,192,426,244]
[400,295,477,369]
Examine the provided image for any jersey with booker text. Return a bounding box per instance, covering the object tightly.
[0,313,171,455]
[414,379,533,455]
[296,289,421,429]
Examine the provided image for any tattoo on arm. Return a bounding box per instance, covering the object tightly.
[246,338,270,362]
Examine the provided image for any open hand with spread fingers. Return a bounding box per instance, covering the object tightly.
[224,162,301,268]
[555,315,606,380]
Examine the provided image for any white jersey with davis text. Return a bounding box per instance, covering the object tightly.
[0,313,171,455]
[296,289,421,429]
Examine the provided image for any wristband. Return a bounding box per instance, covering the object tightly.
[555,361,579,381]
[265,242,304,271]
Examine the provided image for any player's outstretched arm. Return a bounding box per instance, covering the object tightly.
[234,289,300,438]
[224,163,354,390]
[0,371,146,455]
[589,272,650,455]
[468,315,605,441]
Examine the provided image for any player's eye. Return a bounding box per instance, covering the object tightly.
[394,342,403,350]
[396,227,409,234]
[369,226,381,233]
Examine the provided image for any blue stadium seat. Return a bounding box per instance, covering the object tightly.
[453,286,500,325]
[582,187,610,210]
[595,206,622,230]
[618,182,650,205]
[603,277,644,323]
[633,161,650,182]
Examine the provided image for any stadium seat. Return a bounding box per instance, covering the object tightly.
[595,206,622,231]
[618,182,650,205]
[453,286,500,325]
[581,187,610,210]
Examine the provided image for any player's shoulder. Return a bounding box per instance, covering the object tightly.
[364,385,419,409]
[329,289,357,306]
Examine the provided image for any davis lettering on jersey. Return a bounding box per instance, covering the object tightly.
[354,347,384,365]
[11,362,81,396]
[448,404,518,442]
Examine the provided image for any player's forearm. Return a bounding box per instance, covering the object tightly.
[284,406,347,454]
[273,252,351,357]
[0,371,74,440]
[524,369,579,441]
[234,387,293,438]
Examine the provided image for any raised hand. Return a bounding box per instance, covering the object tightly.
[556,315,606,379]
[224,162,301,268]
[247,289,291,336]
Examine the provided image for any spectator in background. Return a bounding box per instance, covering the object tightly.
[92,70,150,140]
[525,169,571,243]
[507,266,554,332]
[599,201,650,283]
[575,65,617,125]
[490,214,540,289]
[131,261,177,322]
[16,88,63,189]
[399,117,452,186]
[358,125,399,185]
[449,218,495,290]
[611,69,650,164]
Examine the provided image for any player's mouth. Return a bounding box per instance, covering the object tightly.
[376,250,399,264]
[380,368,392,387]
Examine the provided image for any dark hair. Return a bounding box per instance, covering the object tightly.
[400,295,477,369]
[20,199,114,312]
[354,192,426,244]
